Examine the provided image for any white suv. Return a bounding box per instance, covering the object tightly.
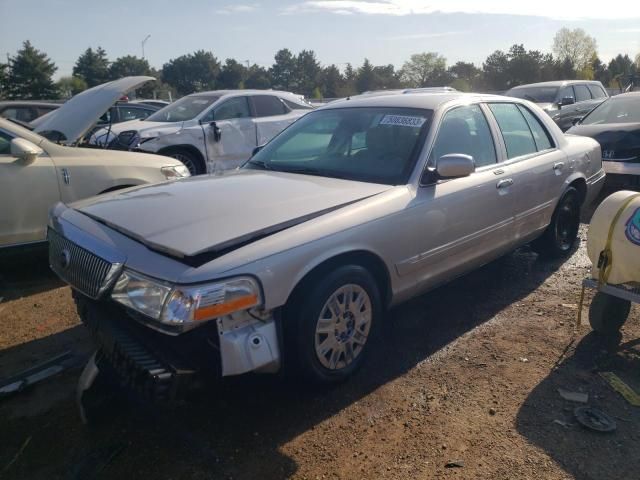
[90,90,313,174]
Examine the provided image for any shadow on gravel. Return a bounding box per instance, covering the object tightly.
[1,246,575,480]
[0,246,62,301]
[516,332,640,480]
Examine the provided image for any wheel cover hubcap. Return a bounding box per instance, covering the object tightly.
[314,284,372,370]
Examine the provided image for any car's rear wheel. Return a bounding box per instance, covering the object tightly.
[163,149,204,176]
[532,186,580,258]
[287,265,381,383]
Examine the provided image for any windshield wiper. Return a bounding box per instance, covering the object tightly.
[246,159,272,170]
[274,165,352,180]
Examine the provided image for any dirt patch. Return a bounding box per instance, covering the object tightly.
[1,227,639,480]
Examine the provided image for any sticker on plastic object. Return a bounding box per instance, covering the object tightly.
[625,207,640,246]
[379,115,426,128]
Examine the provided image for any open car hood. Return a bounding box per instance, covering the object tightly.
[34,76,155,144]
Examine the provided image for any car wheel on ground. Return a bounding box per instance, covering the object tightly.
[165,149,204,176]
[532,186,581,258]
[589,291,631,335]
[287,265,382,383]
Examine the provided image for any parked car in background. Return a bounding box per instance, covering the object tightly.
[0,117,189,249]
[88,90,314,175]
[505,80,609,131]
[567,92,640,184]
[48,92,604,401]
[0,101,60,123]
[130,99,171,109]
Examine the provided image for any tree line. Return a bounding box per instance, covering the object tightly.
[1,28,639,101]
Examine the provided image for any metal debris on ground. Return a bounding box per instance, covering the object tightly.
[1,436,31,474]
[557,388,589,403]
[599,371,640,407]
[573,406,617,433]
[553,419,572,428]
[445,460,465,468]
[0,351,75,398]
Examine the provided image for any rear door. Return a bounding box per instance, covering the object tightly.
[403,104,516,289]
[0,129,59,246]
[250,95,299,146]
[486,102,566,241]
[202,96,256,170]
[574,84,601,118]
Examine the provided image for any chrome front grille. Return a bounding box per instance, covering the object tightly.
[48,228,122,299]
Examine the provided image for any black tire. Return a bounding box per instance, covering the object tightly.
[589,292,631,335]
[163,149,204,176]
[532,186,581,258]
[286,265,382,384]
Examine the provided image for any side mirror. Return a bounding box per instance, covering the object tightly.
[252,144,265,157]
[11,138,43,165]
[436,154,475,179]
[559,96,575,107]
[210,121,222,142]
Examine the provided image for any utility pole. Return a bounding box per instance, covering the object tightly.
[245,60,250,69]
[141,34,151,59]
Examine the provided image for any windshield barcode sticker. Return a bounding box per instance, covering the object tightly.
[379,115,426,128]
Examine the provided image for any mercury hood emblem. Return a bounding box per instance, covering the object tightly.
[60,249,71,269]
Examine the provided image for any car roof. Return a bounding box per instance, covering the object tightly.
[509,80,603,89]
[188,90,301,98]
[316,92,509,111]
[0,100,61,108]
[612,91,640,98]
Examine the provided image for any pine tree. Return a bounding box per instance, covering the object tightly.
[73,47,110,87]
[6,41,58,99]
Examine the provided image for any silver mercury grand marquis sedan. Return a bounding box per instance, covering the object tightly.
[48,92,605,401]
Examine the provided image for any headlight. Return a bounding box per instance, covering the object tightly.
[161,165,191,179]
[111,270,172,320]
[111,271,261,331]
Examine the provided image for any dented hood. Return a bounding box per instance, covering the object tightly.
[70,170,392,258]
[34,76,155,144]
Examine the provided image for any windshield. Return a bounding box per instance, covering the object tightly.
[581,97,640,125]
[506,86,558,104]
[244,107,432,185]
[146,95,219,122]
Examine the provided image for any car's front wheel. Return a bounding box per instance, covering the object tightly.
[532,186,581,258]
[163,148,205,176]
[287,265,382,383]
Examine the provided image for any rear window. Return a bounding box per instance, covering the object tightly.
[252,95,289,117]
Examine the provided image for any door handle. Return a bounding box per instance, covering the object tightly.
[553,162,565,171]
[496,178,513,189]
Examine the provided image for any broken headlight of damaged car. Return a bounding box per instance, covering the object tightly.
[111,270,261,333]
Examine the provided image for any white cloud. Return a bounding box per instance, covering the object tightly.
[282,0,640,19]
[387,30,468,40]
[216,4,260,14]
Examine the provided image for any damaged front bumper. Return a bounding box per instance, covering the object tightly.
[75,294,281,402]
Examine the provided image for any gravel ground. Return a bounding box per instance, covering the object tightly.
[1,202,639,480]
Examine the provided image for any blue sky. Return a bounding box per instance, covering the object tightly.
[1,0,640,79]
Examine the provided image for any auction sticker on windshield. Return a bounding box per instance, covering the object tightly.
[379,115,426,128]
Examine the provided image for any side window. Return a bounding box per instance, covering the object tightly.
[588,85,607,99]
[0,131,13,155]
[574,85,592,102]
[559,86,575,101]
[429,104,497,168]
[517,105,554,151]
[282,98,313,110]
[212,97,251,121]
[252,95,289,117]
[488,103,537,159]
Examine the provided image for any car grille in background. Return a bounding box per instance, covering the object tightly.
[48,228,120,299]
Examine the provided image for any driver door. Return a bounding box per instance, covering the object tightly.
[0,130,59,246]
[202,96,256,171]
